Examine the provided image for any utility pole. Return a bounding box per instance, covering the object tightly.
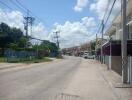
[89,41,91,52]
[101,20,104,63]
[24,11,29,38]
[95,34,98,51]
[24,10,35,48]
[24,10,35,38]
[122,0,128,83]
[53,31,60,49]
[95,34,98,59]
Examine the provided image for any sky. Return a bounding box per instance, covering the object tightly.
[0,0,121,48]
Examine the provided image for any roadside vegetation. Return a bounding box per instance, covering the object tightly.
[0,57,5,62]
[0,22,59,63]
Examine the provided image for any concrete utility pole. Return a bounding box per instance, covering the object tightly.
[24,10,35,38]
[95,34,98,51]
[95,34,98,59]
[24,10,35,48]
[101,20,104,63]
[122,0,128,83]
[53,31,60,49]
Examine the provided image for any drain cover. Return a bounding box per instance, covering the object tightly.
[55,93,81,100]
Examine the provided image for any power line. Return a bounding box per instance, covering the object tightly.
[96,0,117,36]
[105,10,121,33]
[94,0,111,43]
[10,0,27,14]
[0,0,49,39]
[1,0,48,27]
[96,0,110,34]
[15,0,28,11]
[100,0,117,64]
[24,14,35,37]
[0,1,39,46]
[0,1,15,24]
[102,0,111,22]
[14,0,48,26]
[0,0,13,10]
[96,0,117,63]
[95,0,118,44]
[104,0,117,28]
[29,36,45,42]
[53,31,60,49]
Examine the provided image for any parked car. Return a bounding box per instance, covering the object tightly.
[83,53,89,59]
[83,53,95,59]
[88,55,95,59]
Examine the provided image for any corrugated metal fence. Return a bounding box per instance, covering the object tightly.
[4,49,37,62]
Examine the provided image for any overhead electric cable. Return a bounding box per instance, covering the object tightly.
[15,0,48,26]
[104,0,117,27]
[10,0,27,14]
[0,0,13,10]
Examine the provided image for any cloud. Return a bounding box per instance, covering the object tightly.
[0,9,24,29]
[31,23,48,40]
[0,8,97,48]
[48,17,96,48]
[81,17,96,28]
[0,8,48,42]
[90,0,121,20]
[74,0,89,12]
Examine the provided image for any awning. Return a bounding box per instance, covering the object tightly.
[127,20,132,26]
[102,40,132,56]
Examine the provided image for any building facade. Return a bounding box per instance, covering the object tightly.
[97,0,132,84]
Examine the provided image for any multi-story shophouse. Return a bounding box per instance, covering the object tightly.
[99,0,132,84]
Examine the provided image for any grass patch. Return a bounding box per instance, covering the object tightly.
[15,57,52,64]
[0,57,5,62]
[56,55,63,59]
[23,57,52,64]
[0,57,52,63]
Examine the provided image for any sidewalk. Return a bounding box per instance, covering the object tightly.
[0,63,25,70]
[62,59,132,100]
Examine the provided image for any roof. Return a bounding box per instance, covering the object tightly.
[105,26,116,36]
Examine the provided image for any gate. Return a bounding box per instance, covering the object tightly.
[128,56,132,84]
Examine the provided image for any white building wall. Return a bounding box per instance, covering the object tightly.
[111,34,116,40]
[115,23,122,40]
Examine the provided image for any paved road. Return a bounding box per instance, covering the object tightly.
[0,56,81,100]
[0,56,131,100]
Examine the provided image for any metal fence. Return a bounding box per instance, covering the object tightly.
[128,56,132,84]
[4,49,37,62]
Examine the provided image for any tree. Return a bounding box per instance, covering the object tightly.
[0,22,28,55]
[0,23,11,55]
[9,27,23,43]
[9,43,18,50]
[18,37,28,48]
[32,40,59,58]
[91,41,96,51]
[0,22,58,57]
[91,41,96,55]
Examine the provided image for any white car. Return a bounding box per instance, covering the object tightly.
[83,53,95,59]
[88,55,95,59]
[83,53,89,59]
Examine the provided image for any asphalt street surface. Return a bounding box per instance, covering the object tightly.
[0,56,131,100]
[0,56,81,100]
